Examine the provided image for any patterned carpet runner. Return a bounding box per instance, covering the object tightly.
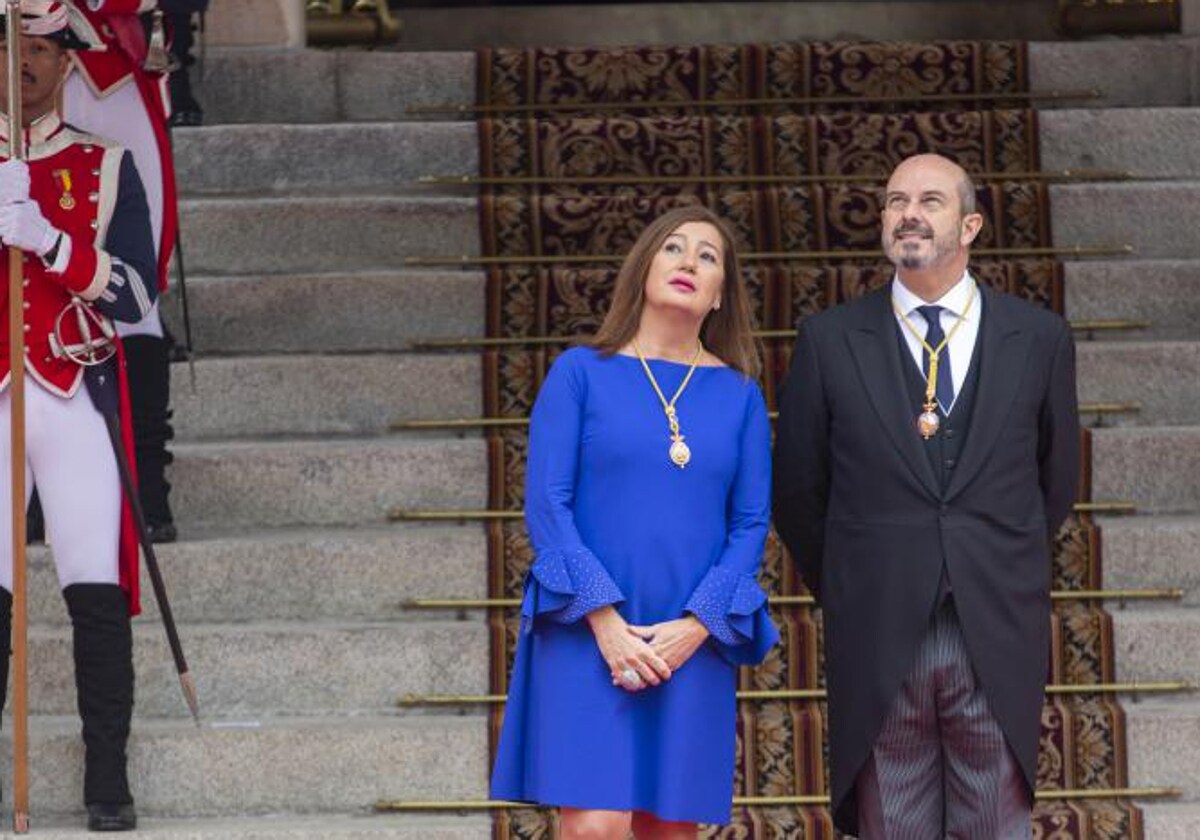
[474,41,1142,840]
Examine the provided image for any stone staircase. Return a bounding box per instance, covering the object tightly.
[1046,107,1200,838]
[4,45,492,840]
[1,29,1197,840]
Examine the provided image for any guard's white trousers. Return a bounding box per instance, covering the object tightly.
[63,71,166,340]
[0,382,122,592]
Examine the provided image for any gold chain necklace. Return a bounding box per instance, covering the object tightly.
[892,283,977,440]
[632,339,703,468]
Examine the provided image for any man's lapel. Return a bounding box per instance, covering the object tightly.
[944,285,1034,501]
[845,287,942,500]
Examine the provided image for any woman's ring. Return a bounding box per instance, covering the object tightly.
[620,668,643,689]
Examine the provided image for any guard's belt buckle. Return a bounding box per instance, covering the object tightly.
[49,298,117,367]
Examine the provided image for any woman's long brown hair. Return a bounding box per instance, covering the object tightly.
[591,205,762,379]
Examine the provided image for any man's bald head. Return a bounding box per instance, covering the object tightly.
[887,154,977,217]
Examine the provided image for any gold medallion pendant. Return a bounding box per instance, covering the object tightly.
[893,285,977,444]
[917,406,941,439]
[633,340,703,471]
[55,169,76,210]
[669,437,691,468]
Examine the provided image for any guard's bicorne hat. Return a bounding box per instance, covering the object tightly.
[0,0,93,50]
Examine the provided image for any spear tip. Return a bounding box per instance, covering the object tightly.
[180,670,201,727]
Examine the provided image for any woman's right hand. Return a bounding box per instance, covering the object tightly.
[585,606,672,691]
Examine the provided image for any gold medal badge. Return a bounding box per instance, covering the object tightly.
[54,169,76,210]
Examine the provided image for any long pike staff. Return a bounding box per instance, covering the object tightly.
[4,0,30,831]
[84,361,200,724]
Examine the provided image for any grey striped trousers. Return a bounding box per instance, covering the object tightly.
[855,600,1032,840]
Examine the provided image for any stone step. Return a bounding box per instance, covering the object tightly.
[172,110,1200,197]
[203,49,474,126]
[1051,182,1200,260]
[1064,260,1200,342]
[159,342,1197,438]
[1090,427,1200,514]
[1099,515,1200,608]
[28,525,487,625]
[1077,342,1200,427]
[23,620,487,718]
[172,124,477,197]
[1040,109,1200,179]
[169,437,486,531]
[0,715,488,817]
[17,814,491,840]
[161,271,485,356]
[1028,40,1200,110]
[171,354,480,440]
[1139,803,1200,840]
[202,40,1200,127]
[1112,609,1200,685]
[1125,699,1200,801]
[178,197,478,275]
[205,0,302,49]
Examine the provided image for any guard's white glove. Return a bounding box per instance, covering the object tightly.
[0,199,61,257]
[0,160,31,205]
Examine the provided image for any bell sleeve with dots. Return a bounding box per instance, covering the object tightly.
[519,349,624,629]
[683,384,779,665]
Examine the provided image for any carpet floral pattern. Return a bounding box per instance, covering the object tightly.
[473,40,1142,840]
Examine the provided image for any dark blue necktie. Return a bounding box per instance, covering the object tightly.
[916,304,954,413]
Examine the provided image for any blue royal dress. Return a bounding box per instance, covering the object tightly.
[490,346,780,825]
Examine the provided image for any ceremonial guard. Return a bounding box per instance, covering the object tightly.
[0,0,157,830]
[62,0,178,541]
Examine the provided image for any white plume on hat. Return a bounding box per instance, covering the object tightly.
[16,0,70,36]
[3,0,97,49]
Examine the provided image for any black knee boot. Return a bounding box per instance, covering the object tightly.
[63,584,137,831]
[122,334,176,543]
[167,12,203,126]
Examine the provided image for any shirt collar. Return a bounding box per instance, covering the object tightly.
[892,271,977,321]
[0,111,64,150]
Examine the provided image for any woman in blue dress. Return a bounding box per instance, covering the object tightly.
[491,205,780,839]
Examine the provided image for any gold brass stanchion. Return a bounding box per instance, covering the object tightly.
[409,318,1151,352]
[389,502,1135,521]
[374,787,1180,812]
[306,0,401,45]
[405,89,1104,117]
[394,402,1139,432]
[404,245,1133,268]
[398,589,1184,611]
[397,683,1192,707]
[1075,501,1138,514]
[419,169,1133,188]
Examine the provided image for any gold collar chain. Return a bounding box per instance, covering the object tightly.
[892,283,977,439]
[632,339,703,468]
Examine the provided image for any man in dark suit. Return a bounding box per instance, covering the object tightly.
[773,153,1080,839]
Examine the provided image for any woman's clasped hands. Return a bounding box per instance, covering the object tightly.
[586,606,711,692]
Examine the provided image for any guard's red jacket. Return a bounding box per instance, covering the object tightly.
[68,0,176,292]
[0,113,159,614]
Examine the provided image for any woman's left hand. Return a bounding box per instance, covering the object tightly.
[626,616,710,672]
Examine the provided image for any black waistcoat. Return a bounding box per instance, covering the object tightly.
[895,318,985,494]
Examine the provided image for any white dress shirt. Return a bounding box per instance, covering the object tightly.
[891,272,982,415]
